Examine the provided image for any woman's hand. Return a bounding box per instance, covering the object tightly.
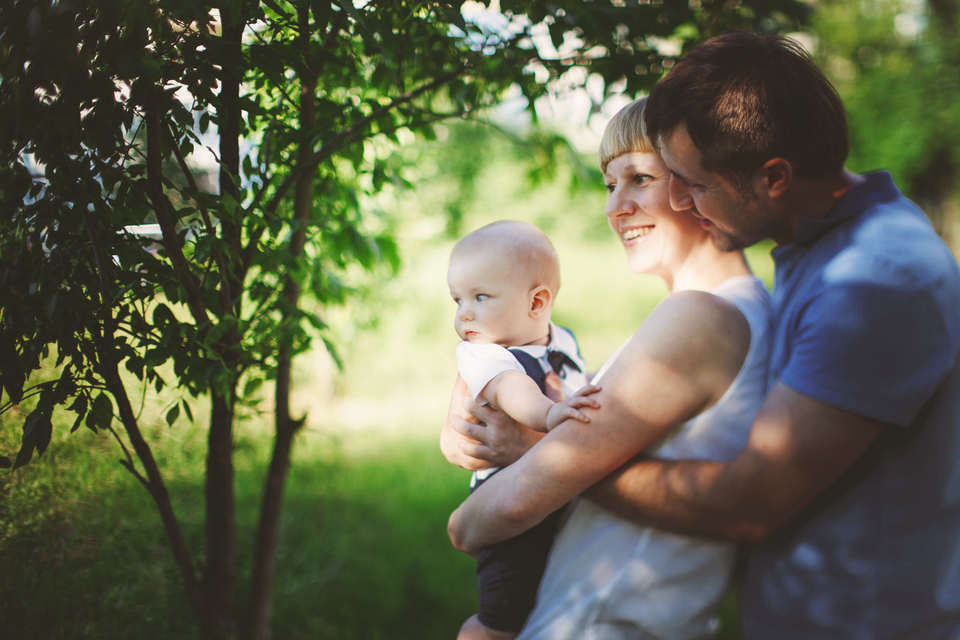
[459,398,546,465]
[440,375,545,469]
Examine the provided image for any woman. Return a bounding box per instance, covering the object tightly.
[443,97,772,639]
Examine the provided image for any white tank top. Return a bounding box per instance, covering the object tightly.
[518,275,772,640]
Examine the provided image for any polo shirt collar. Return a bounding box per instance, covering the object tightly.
[791,171,901,248]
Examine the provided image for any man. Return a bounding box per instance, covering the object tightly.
[446,31,960,638]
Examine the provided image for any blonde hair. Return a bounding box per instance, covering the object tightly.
[598,97,655,173]
[452,220,561,295]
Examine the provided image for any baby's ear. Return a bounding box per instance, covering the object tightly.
[529,285,552,318]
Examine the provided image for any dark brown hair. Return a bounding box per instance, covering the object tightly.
[645,31,848,192]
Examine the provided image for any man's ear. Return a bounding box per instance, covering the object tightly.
[762,158,793,200]
[529,286,552,318]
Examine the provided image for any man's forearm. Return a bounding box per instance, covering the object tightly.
[585,455,770,544]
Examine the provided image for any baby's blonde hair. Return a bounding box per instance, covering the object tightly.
[599,97,655,173]
[452,220,560,295]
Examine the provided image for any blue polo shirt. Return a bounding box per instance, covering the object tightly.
[741,172,960,639]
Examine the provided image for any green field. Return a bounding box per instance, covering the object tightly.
[0,149,774,639]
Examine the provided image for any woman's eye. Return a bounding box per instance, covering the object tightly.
[635,174,651,185]
[604,182,615,193]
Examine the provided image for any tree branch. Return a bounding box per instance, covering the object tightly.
[166,123,216,236]
[145,108,210,328]
[241,64,470,274]
[80,206,204,624]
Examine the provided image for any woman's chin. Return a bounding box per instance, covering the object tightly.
[626,257,657,276]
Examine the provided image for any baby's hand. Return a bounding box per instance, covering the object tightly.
[545,386,601,431]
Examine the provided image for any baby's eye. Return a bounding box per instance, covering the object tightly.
[475,294,489,302]
[452,297,462,306]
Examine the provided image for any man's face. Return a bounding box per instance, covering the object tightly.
[659,126,777,251]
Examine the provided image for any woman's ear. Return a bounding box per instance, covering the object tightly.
[529,286,552,318]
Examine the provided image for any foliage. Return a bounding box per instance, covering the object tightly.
[812,0,960,234]
[0,1,807,638]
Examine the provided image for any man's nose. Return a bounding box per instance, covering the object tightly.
[668,174,698,216]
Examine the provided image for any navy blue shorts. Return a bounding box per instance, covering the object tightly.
[472,472,565,632]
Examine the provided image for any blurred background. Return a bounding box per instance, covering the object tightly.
[1,0,958,637]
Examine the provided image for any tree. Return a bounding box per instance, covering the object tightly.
[812,0,960,242]
[0,1,807,638]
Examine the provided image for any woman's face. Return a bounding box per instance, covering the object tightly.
[603,151,704,278]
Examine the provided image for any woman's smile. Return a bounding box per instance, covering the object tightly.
[621,225,654,244]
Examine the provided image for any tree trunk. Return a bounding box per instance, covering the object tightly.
[81,209,205,624]
[200,4,249,638]
[245,5,319,639]
[204,391,238,640]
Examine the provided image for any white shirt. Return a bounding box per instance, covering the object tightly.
[518,275,772,640]
[456,323,589,484]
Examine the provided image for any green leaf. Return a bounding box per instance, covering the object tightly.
[243,376,263,398]
[87,393,113,433]
[337,1,364,29]
[181,399,194,424]
[71,411,85,434]
[165,404,180,427]
[153,303,176,326]
[23,409,53,458]
[13,419,37,469]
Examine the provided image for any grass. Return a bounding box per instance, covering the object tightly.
[0,136,774,638]
[0,413,476,639]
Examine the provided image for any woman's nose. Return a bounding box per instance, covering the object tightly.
[668,174,695,214]
[605,188,634,219]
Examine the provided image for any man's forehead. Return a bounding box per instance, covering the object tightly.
[658,135,692,172]
[659,127,708,180]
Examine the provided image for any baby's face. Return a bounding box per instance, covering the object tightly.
[447,251,537,347]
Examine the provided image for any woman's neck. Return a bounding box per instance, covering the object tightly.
[666,241,753,293]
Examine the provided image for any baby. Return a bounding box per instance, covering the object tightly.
[448,220,597,640]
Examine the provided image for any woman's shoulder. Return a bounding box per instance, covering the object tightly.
[639,290,752,367]
[653,288,750,326]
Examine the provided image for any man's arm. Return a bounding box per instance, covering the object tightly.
[585,382,884,544]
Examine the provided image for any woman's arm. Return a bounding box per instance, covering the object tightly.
[583,382,883,544]
[448,292,751,554]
